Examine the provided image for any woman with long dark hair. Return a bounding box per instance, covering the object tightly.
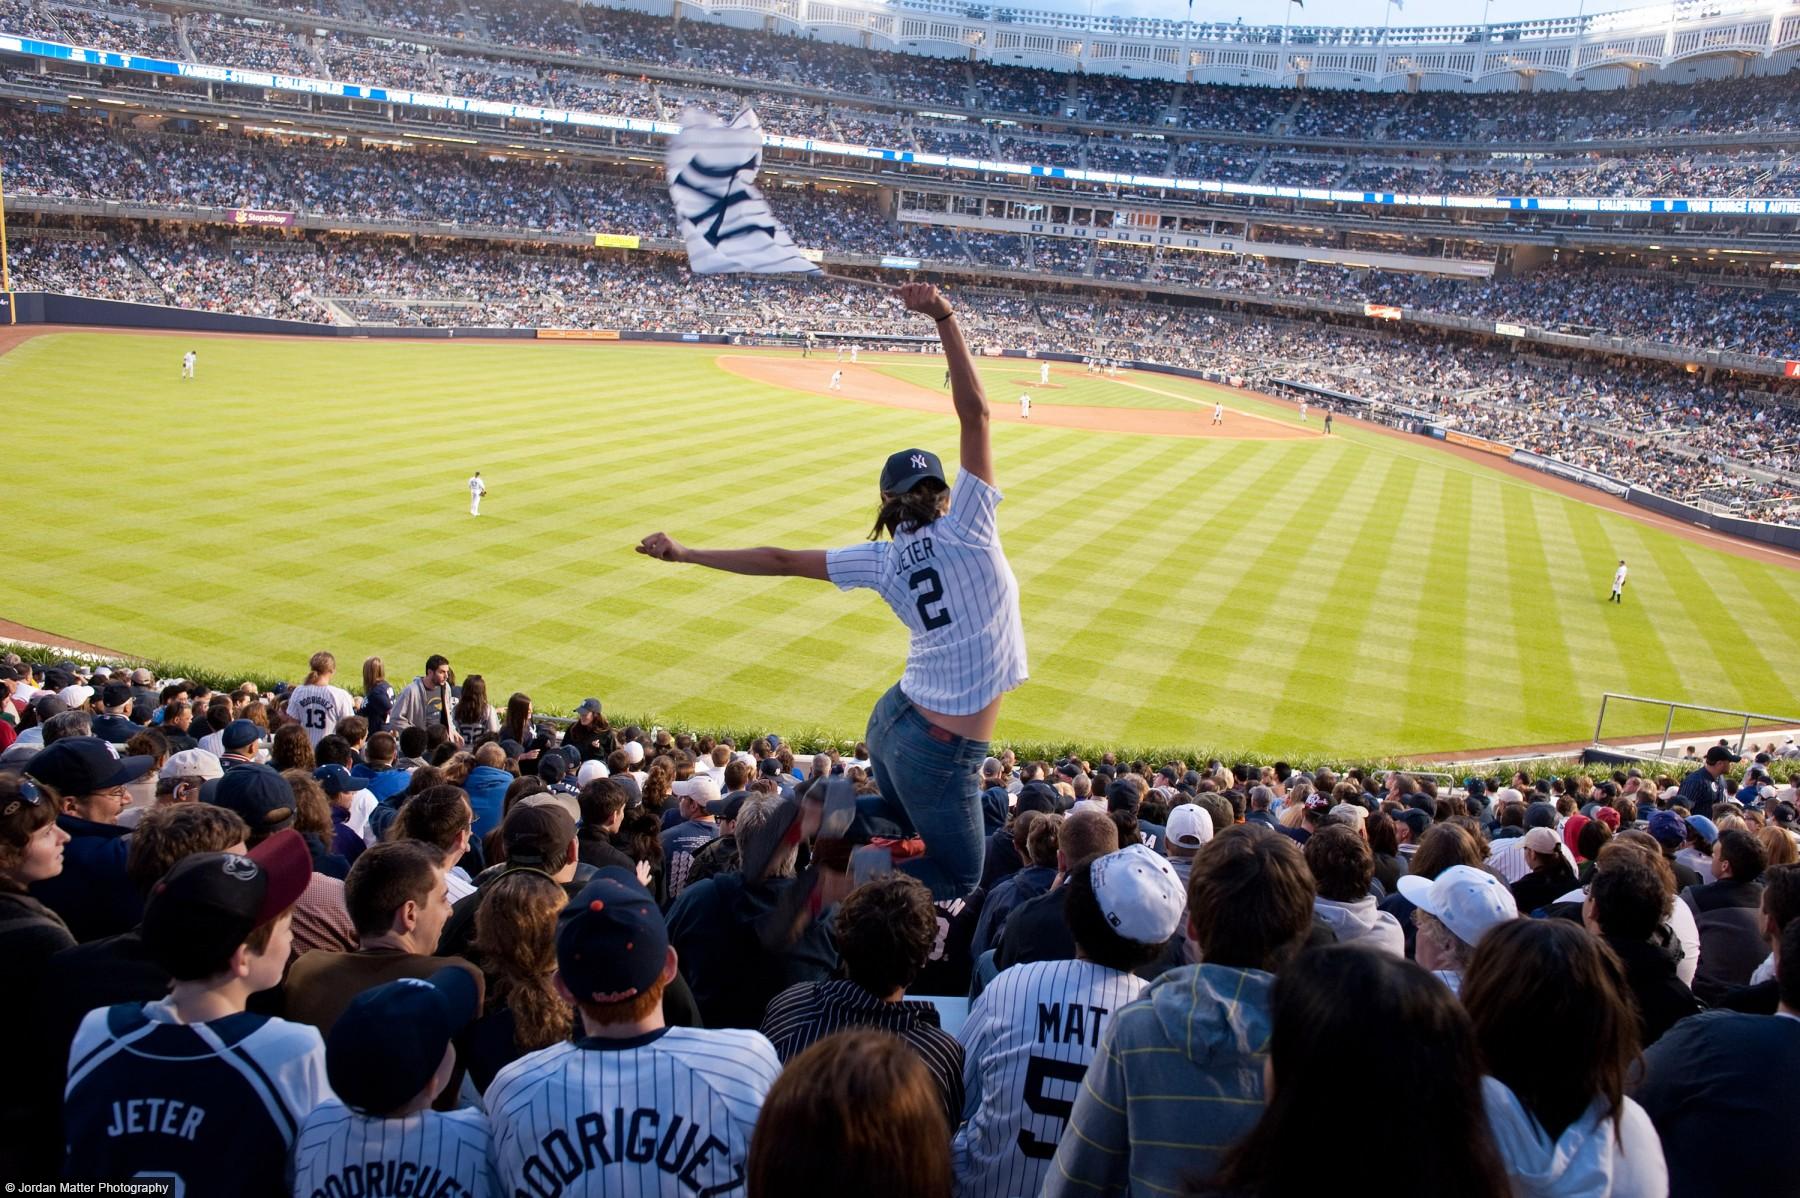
[359,656,393,734]
[1463,919,1668,1196]
[499,692,533,748]
[452,674,499,747]
[638,283,1025,898]
[1204,946,1509,1198]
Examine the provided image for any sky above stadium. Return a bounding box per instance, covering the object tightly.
[1053,0,1644,27]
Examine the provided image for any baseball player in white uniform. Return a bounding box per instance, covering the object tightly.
[1019,393,1031,420]
[488,870,780,1198]
[469,471,486,517]
[850,343,860,363]
[1299,399,1309,422]
[1039,361,1050,385]
[294,970,499,1198]
[954,846,1185,1198]
[1610,559,1628,604]
[1212,401,1224,426]
[181,350,197,379]
[830,369,844,391]
[637,281,1027,900]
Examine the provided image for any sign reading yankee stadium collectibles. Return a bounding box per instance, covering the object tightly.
[230,209,296,228]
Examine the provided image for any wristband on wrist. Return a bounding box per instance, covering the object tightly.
[934,310,955,323]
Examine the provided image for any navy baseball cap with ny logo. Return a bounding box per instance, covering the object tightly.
[880,448,946,495]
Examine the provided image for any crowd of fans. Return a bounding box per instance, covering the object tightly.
[2,651,1799,1195]
[15,103,1793,359]
[4,0,1800,170]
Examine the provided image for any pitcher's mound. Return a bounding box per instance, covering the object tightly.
[719,356,1312,441]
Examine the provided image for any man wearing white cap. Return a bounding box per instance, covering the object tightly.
[1165,803,1214,886]
[956,845,1184,1198]
[661,776,721,900]
[1397,864,1519,996]
[119,748,225,829]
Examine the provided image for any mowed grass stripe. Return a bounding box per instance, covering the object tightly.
[1116,444,1380,747]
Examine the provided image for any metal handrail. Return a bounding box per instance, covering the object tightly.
[1593,691,1800,760]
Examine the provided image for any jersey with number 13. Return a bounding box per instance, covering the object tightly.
[826,470,1027,717]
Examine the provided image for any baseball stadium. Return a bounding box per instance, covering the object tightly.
[2,0,1800,1192]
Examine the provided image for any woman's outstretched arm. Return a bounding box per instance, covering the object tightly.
[636,532,829,581]
[901,282,993,487]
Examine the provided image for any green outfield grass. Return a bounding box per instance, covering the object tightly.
[866,359,1197,410]
[5,332,1799,756]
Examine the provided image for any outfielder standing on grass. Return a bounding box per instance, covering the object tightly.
[638,282,1027,899]
[1610,558,1628,604]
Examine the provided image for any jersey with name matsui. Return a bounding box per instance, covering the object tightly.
[64,1002,331,1197]
[486,1027,780,1198]
[953,959,1146,1198]
[293,1100,499,1198]
[826,470,1027,717]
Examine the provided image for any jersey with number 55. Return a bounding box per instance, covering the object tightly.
[953,959,1145,1198]
[825,470,1027,717]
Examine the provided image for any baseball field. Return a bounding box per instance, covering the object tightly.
[5,329,1799,757]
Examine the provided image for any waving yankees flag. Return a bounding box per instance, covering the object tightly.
[666,106,820,275]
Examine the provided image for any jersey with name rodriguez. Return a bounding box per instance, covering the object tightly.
[293,1101,499,1198]
[826,470,1027,716]
[486,1026,780,1198]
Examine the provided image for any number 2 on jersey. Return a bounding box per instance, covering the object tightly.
[909,567,952,630]
[1016,1055,1086,1159]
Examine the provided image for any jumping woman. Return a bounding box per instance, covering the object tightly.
[636,282,1026,898]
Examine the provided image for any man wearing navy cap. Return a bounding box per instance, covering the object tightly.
[295,970,499,1198]
[27,736,155,941]
[1678,744,1738,819]
[63,830,327,1196]
[488,869,780,1198]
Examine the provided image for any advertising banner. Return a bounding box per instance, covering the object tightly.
[1495,321,1527,337]
[230,208,296,227]
[1364,303,1403,321]
[1786,360,1799,379]
[593,233,641,250]
[536,329,620,340]
[880,256,923,269]
[1443,429,1515,456]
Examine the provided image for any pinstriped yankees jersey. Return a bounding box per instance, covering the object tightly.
[486,1027,780,1198]
[64,1001,332,1198]
[952,960,1147,1198]
[827,470,1028,717]
[292,1101,498,1198]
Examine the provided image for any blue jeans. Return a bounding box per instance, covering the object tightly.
[861,682,990,900]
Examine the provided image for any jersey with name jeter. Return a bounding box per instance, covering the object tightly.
[293,1100,499,1198]
[953,959,1147,1198]
[486,1026,780,1198]
[64,1001,331,1198]
[826,470,1027,717]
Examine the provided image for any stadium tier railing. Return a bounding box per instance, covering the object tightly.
[1592,693,1800,762]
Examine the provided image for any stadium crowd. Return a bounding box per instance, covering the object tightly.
[8,0,1800,146]
[6,104,1795,359]
[4,0,1800,196]
[1,649,1798,1195]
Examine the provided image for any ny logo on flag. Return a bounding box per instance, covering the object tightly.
[670,156,776,248]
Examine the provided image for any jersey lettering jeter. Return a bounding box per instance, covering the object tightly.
[64,1002,332,1198]
[952,960,1147,1198]
[486,1027,780,1198]
[826,470,1028,716]
[293,1100,499,1198]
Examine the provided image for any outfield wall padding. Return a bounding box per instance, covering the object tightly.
[1624,487,1800,552]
